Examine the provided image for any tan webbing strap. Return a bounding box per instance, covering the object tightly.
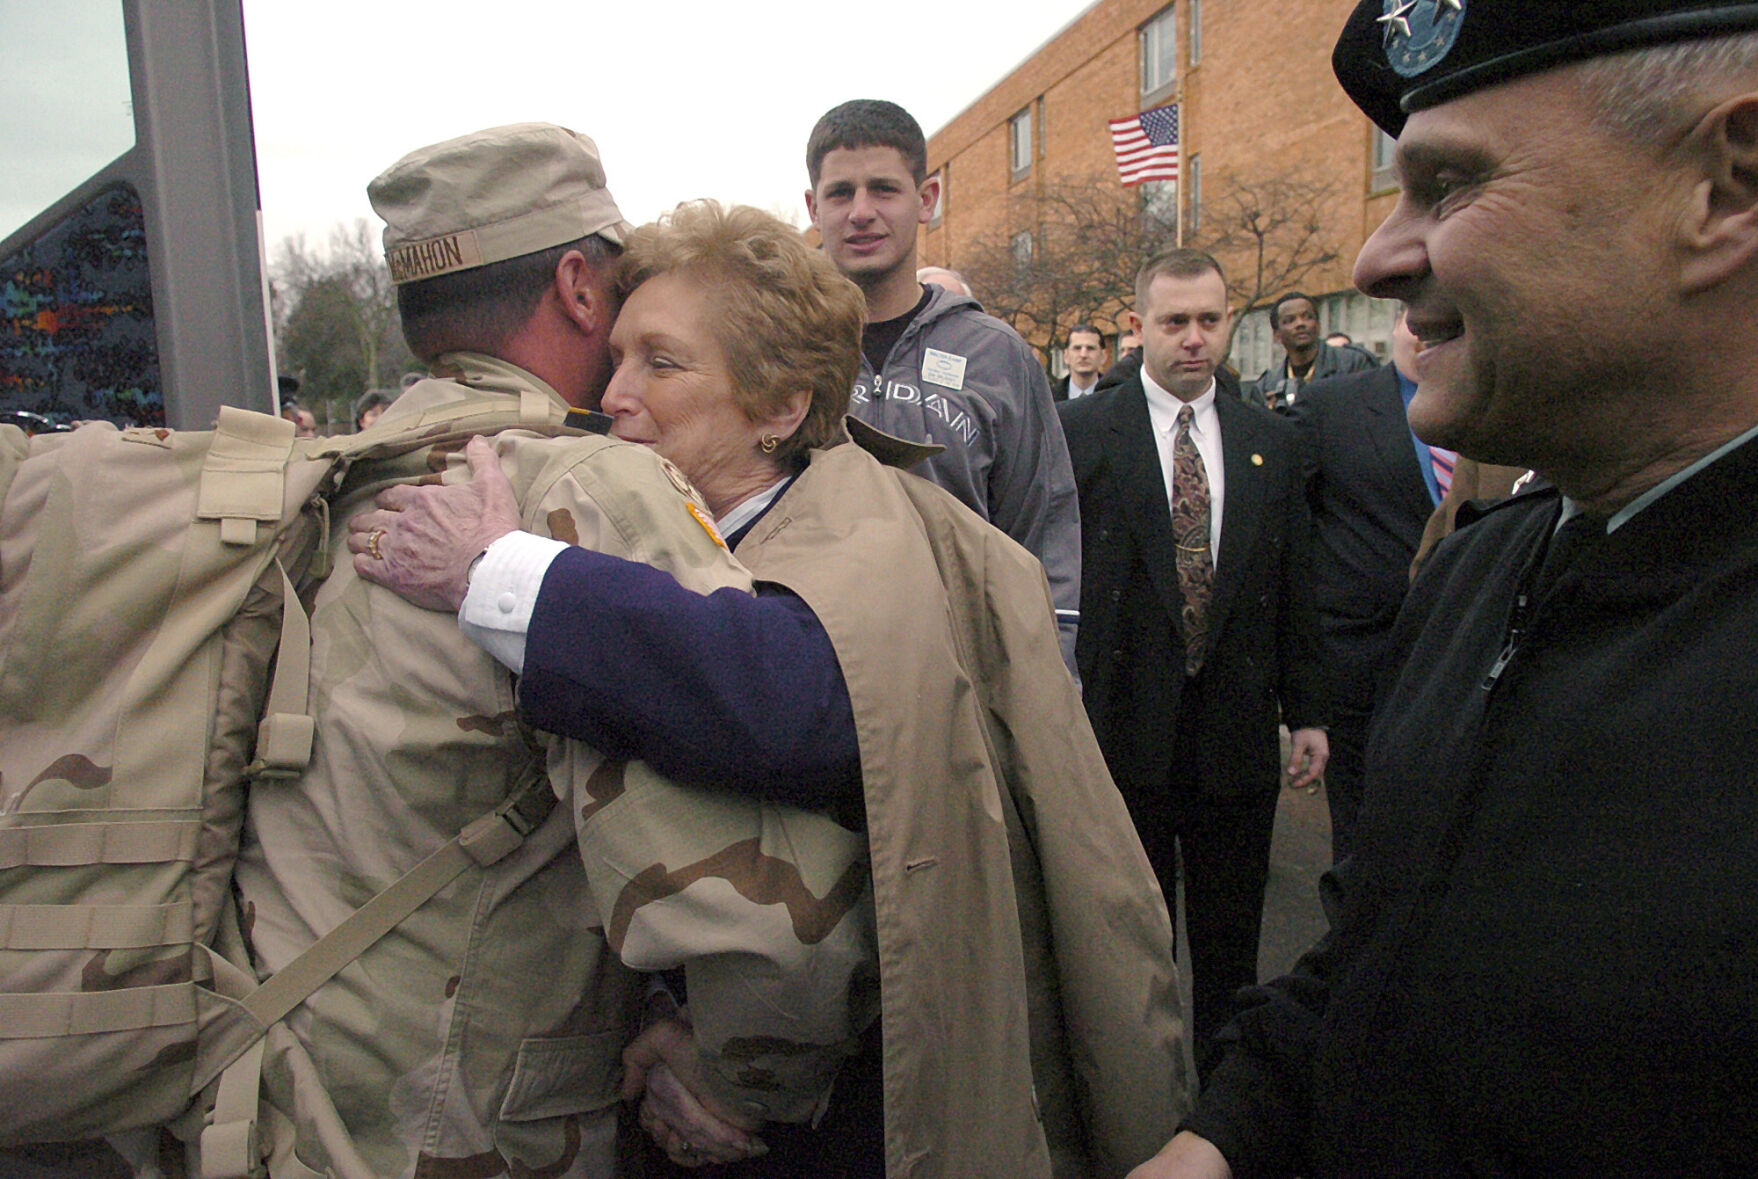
[202,1033,267,1179]
[197,408,297,548]
[0,980,194,1038]
[0,900,193,950]
[199,945,271,1179]
[0,818,201,868]
[314,391,575,466]
[244,561,314,781]
[519,388,553,425]
[228,775,556,1040]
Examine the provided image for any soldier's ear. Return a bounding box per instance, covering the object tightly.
[1680,91,1758,293]
[555,250,612,336]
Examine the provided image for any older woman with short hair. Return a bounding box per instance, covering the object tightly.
[353,201,1186,1178]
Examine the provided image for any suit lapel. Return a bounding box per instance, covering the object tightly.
[1363,367,1439,515]
[1208,395,1263,649]
[1110,379,1185,625]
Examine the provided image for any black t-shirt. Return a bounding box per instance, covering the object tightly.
[860,285,933,374]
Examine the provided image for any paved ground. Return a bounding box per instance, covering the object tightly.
[1260,776,1333,978]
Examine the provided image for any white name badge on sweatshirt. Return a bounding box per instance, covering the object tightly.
[921,348,968,390]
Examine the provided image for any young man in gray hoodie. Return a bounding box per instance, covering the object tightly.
[805,99,1082,671]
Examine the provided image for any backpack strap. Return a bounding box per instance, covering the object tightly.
[310,388,576,465]
[242,560,314,781]
[195,767,557,1177]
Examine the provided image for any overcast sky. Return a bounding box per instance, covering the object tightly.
[241,0,1096,259]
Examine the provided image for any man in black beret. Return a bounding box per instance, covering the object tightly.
[1131,3,1758,1176]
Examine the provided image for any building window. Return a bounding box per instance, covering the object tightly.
[930,168,945,226]
[1143,180,1178,231]
[1231,306,1274,378]
[1141,6,1177,97]
[1187,153,1201,234]
[1011,230,1034,265]
[1036,97,1047,159]
[1371,127,1397,191]
[1010,108,1033,177]
[1189,0,1202,65]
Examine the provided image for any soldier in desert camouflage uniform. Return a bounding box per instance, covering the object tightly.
[233,124,876,1179]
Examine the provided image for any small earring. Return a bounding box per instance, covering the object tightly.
[760,433,779,454]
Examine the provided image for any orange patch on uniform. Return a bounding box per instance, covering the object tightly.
[686,502,727,550]
[547,508,580,547]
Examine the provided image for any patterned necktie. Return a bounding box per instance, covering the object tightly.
[1171,405,1214,675]
[1430,445,1457,497]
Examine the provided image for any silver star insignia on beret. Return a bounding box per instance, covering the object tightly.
[1378,0,1417,39]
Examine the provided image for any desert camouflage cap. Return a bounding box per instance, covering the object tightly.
[1335,0,1758,136]
[369,122,634,285]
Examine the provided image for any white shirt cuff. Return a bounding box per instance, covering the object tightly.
[457,531,571,675]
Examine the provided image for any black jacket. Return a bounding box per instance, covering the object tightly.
[1244,342,1378,411]
[1059,373,1324,799]
[1189,434,1758,1177]
[1287,364,1432,713]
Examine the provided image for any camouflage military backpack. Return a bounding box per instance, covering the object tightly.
[0,396,601,1173]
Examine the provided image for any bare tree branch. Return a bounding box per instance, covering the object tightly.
[269,218,414,427]
[952,168,1342,365]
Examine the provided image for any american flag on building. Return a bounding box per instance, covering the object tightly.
[1109,103,1180,187]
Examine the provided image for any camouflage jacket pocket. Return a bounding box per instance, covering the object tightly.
[498,1029,623,1122]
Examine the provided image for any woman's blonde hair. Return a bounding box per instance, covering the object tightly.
[619,201,865,465]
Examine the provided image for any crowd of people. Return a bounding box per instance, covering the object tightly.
[119,0,1758,1174]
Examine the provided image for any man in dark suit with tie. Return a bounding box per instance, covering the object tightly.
[1288,305,1450,861]
[1059,248,1328,1066]
[1053,323,1105,401]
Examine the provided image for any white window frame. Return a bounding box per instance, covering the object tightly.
[1371,127,1397,191]
[1188,153,1202,234]
[1141,6,1178,97]
[1009,108,1033,177]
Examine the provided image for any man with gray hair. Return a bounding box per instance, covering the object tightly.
[1133,2,1758,1175]
[236,123,875,1178]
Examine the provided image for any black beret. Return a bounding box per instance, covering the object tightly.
[1334,0,1758,136]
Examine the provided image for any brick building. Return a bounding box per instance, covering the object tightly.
[916,0,1400,380]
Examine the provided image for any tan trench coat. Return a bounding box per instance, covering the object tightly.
[733,426,1191,1179]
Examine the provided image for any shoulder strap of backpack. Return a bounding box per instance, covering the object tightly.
[308,389,609,464]
[198,763,556,1178]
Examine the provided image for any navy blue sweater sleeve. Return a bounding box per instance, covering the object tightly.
[517,545,863,816]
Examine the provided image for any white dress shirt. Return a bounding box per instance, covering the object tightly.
[1140,370,1225,565]
[457,477,789,675]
